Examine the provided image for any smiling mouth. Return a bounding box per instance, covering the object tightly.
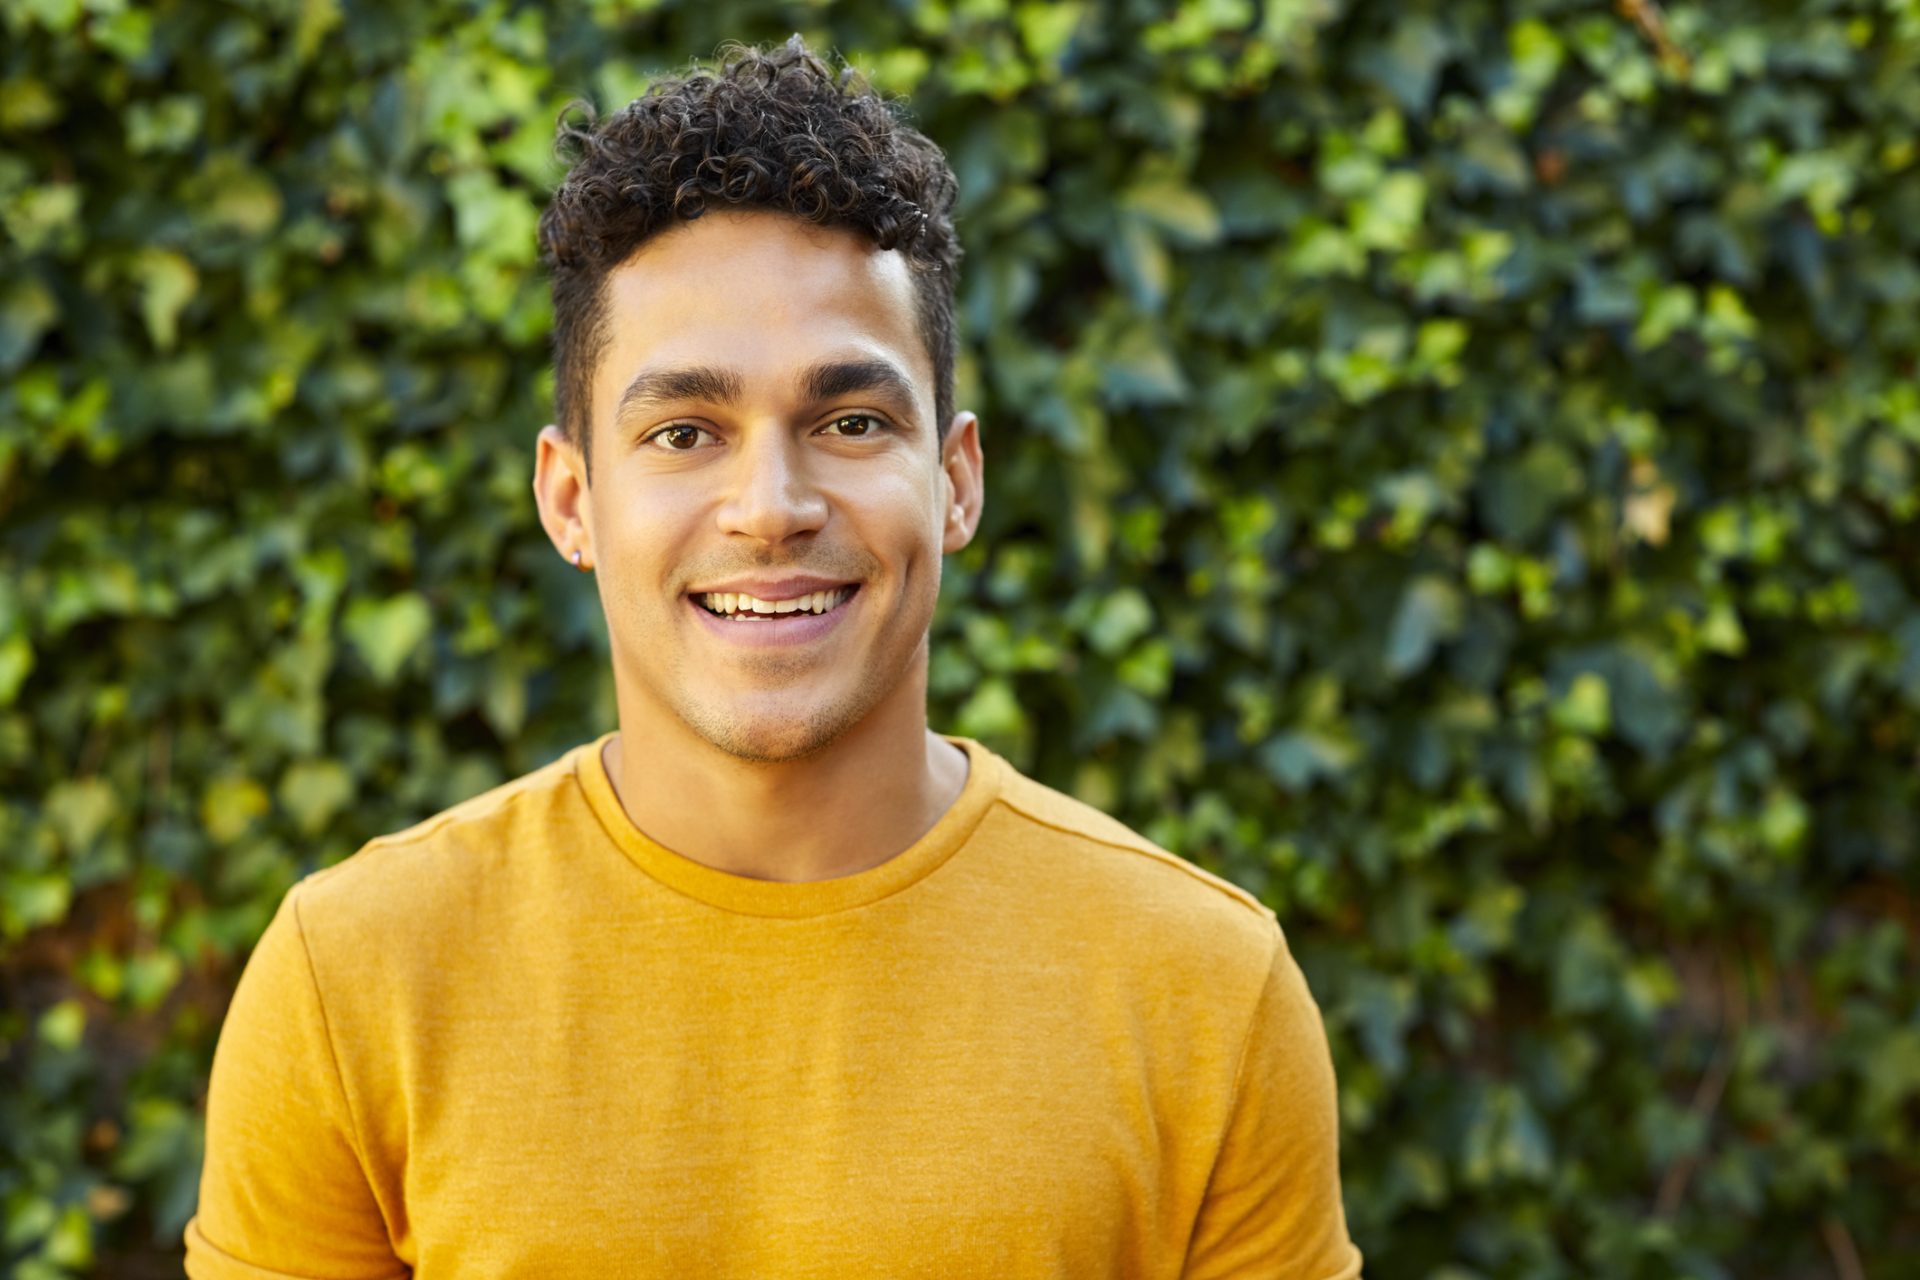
[691,584,860,620]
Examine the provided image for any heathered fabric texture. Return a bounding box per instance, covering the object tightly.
[185,732,1361,1279]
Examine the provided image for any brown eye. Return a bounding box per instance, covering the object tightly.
[821,414,882,437]
[647,424,709,451]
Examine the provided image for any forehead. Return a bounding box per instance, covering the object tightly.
[593,209,931,421]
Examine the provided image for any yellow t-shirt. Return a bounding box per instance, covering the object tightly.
[185,731,1362,1279]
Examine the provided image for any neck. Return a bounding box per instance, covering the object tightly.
[599,669,970,884]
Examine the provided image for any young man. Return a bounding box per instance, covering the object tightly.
[185,38,1362,1280]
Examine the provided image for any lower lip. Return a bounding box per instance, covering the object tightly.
[685,586,861,648]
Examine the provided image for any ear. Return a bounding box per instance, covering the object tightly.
[938,411,984,555]
[532,424,594,569]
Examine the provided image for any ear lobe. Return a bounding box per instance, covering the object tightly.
[534,423,594,565]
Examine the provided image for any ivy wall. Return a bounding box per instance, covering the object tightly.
[3,0,1918,1274]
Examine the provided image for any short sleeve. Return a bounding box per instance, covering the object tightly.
[185,883,407,1279]
[1182,925,1363,1279]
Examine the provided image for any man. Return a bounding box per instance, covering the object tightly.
[185,37,1362,1279]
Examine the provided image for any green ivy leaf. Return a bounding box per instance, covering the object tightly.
[1259,728,1359,790]
[0,276,58,372]
[1384,576,1464,678]
[201,775,271,844]
[954,677,1025,742]
[278,759,355,836]
[344,593,434,684]
[0,633,34,705]
[37,999,85,1051]
[133,248,198,352]
[1087,588,1154,657]
[1122,180,1223,247]
[44,777,116,851]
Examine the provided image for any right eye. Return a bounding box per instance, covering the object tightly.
[642,423,714,452]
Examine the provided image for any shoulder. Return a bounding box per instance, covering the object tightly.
[970,753,1302,1091]
[992,762,1275,924]
[982,756,1281,972]
[291,738,596,936]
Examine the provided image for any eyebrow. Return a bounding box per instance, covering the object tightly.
[615,365,746,423]
[798,358,919,415]
[614,357,921,429]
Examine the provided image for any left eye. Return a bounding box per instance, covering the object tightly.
[820,414,884,437]
[644,423,714,451]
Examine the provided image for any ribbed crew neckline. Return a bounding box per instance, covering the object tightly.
[571,729,1004,918]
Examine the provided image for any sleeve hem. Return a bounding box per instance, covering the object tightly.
[1320,1242,1365,1280]
[184,1216,410,1280]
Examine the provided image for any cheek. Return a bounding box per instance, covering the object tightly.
[854,457,943,529]
[596,484,701,594]
[839,479,941,576]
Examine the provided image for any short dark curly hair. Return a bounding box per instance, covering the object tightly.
[537,36,962,480]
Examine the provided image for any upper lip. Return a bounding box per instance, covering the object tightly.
[685,575,859,601]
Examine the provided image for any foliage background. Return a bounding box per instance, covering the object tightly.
[4,0,1919,1274]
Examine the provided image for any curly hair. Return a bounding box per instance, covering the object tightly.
[537,36,962,479]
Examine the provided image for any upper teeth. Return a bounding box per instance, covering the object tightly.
[699,587,852,616]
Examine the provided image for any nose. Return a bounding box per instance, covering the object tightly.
[715,425,829,545]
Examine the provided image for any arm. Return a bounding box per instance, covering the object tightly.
[185,883,408,1279]
[1182,925,1363,1280]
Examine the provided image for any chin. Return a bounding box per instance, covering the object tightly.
[680,698,864,765]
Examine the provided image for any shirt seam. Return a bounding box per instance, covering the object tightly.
[287,885,402,1251]
[302,765,571,889]
[992,791,1276,921]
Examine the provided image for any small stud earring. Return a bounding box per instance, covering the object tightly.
[570,550,584,570]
